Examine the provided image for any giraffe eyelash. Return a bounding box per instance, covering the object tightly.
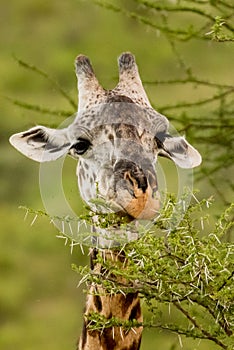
[71,138,92,155]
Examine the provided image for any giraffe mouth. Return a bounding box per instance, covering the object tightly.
[113,160,160,220]
[115,183,160,220]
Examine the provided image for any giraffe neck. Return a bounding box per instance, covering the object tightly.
[78,248,142,350]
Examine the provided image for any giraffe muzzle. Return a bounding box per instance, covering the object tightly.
[113,160,160,220]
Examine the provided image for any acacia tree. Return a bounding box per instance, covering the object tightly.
[9,0,234,349]
[75,196,234,349]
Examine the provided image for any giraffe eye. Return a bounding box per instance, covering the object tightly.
[72,138,91,155]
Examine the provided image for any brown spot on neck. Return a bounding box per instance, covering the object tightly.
[78,250,143,349]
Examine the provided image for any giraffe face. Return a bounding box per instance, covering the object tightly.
[69,101,161,219]
[9,53,202,221]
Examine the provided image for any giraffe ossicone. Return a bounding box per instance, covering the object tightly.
[10,52,202,239]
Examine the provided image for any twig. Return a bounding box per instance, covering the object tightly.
[144,77,234,90]
[173,302,228,349]
[158,88,234,112]
[217,0,234,10]
[13,55,77,110]
[3,95,74,117]
[92,0,206,41]
[134,0,234,32]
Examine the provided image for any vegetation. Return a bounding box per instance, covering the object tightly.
[74,196,234,349]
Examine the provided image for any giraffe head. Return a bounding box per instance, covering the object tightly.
[9,53,201,221]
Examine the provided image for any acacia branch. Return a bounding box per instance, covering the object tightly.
[135,0,215,22]
[158,88,234,112]
[4,95,74,117]
[173,302,228,349]
[134,0,234,32]
[197,299,233,337]
[144,77,234,89]
[92,0,207,41]
[217,0,234,10]
[13,56,77,110]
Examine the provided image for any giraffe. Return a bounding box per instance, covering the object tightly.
[9,52,202,350]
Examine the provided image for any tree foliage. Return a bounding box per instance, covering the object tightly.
[21,196,234,349]
[73,196,234,349]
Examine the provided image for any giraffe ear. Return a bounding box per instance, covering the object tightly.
[9,126,71,162]
[158,135,202,168]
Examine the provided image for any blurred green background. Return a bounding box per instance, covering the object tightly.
[0,1,233,349]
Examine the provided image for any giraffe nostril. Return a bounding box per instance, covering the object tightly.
[123,171,139,198]
[114,160,149,194]
[124,171,135,188]
[128,167,148,194]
